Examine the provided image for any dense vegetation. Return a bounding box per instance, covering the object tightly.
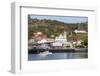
[28,16,88,44]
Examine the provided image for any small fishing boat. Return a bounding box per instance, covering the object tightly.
[38,51,52,56]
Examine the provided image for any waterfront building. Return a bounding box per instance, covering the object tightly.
[28,38,35,44]
[52,31,72,48]
[37,39,48,44]
[55,31,67,42]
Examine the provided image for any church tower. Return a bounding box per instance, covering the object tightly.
[63,31,67,41]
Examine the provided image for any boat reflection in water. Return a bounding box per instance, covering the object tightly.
[28,52,88,61]
[28,47,88,61]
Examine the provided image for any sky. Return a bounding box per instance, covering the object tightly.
[29,15,88,23]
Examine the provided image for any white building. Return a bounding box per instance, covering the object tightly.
[37,39,47,44]
[55,31,67,42]
[52,31,72,47]
[52,41,63,47]
[74,30,87,33]
[28,38,35,44]
[72,40,82,46]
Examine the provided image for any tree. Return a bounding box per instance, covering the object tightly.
[81,38,88,47]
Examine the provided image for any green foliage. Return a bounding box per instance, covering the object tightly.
[28,17,88,40]
[75,45,85,48]
[81,38,88,47]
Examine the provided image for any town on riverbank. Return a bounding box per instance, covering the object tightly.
[28,15,88,55]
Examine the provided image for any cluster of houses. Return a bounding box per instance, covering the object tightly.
[28,30,87,50]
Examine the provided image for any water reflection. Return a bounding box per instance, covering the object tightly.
[28,52,88,61]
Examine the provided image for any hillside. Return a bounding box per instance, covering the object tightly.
[28,18,88,41]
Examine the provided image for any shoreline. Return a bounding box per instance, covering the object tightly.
[28,48,88,54]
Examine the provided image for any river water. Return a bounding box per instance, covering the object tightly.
[28,52,88,61]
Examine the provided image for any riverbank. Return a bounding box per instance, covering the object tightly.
[28,48,88,54]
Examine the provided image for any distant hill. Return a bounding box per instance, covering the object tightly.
[28,18,88,40]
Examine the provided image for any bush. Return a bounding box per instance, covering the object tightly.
[81,38,88,47]
[75,45,85,48]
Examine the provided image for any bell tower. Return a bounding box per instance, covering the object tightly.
[63,31,67,41]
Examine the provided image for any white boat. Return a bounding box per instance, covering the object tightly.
[38,51,52,56]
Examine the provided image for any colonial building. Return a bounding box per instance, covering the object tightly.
[52,31,72,48]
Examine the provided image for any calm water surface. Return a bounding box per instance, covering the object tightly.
[28,52,88,61]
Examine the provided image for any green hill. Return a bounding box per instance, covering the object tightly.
[28,18,88,40]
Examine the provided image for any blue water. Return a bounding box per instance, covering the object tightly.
[28,52,88,61]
